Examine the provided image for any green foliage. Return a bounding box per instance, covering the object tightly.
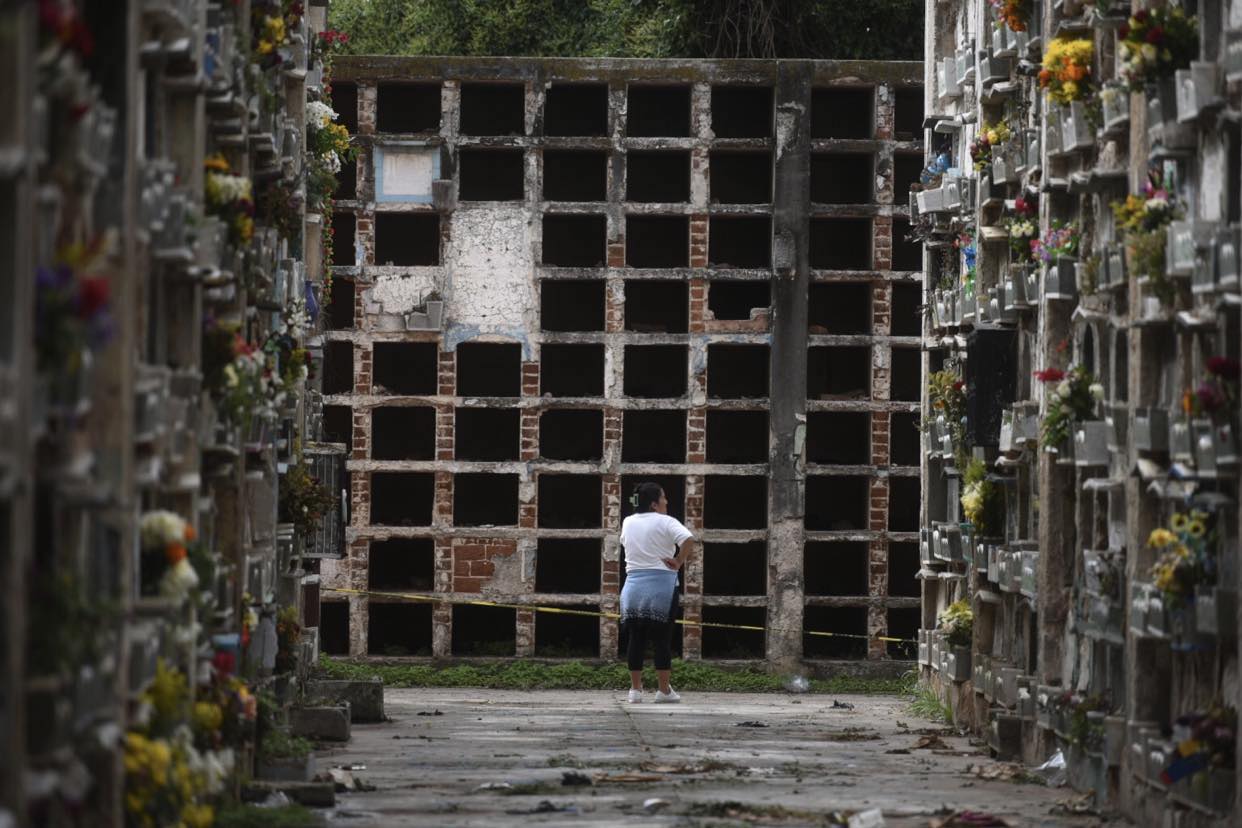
[317,656,907,694]
[258,729,314,761]
[328,0,922,60]
[908,680,953,724]
[215,804,323,828]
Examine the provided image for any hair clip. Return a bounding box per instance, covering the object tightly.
[628,493,639,508]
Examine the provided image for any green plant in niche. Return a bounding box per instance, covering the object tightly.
[960,458,1002,537]
[937,599,973,648]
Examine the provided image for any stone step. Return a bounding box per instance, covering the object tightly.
[304,678,385,723]
[290,703,351,742]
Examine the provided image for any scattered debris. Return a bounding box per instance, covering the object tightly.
[643,798,671,812]
[896,721,909,729]
[592,772,663,784]
[884,748,911,755]
[831,700,855,710]
[736,720,769,728]
[929,811,1012,827]
[686,800,813,821]
[847,808,886,828]
[911,735,950,751]
[964,763,1042,785]
[560,771,592,787]
[785,675,810,693]
[823,729,881,743]
[316,768,375,793]
[417,710,444,717]
[1032,749,1067,787]
[504,800,576,815]
[476,781,513,791]
[640,761,727,774]
[1049,791,1097,816]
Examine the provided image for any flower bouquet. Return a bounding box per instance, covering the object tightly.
[961,458,1002,537]
[1183,357,1241,421]
[1040,37,1093,104]
[1035,364,1102,449]
[1032,220,1080,263]
[140,510,199,600]
[989,0,1031,32]
[937,599,974,648]
[204,154,255,247]
[1148,510,1214,610]
[35,241,114,406]
[1113,169,1180,303]
[970,120,1013,172]
[279,461,336,539]
[1004,195,1038,263]
[1118,7,1198,92]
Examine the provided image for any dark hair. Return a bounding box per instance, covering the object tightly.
[633,482,663,513]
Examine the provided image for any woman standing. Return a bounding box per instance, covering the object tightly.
[619,482,696,703]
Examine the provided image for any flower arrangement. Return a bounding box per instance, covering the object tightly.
[1031,220,1080,263]
[928,369,968,467]
[1119,7,1198,92]
[275,605,302,675]
[279,461,336,539]
[251,0,303,67]
[1112,169,1180,303]
[204,154,255,246]
[989,0,1031,32]
[937,599,973,648]
[1040,37,1093,104]
[305,98,356,215]
[202,319,286,428]
[1035,364,1102,448]
[1148,509,1214,608]
[139,511,200,601]
[970,120,1013,172]
[961,458,1001,536]
[258,178,303,243]
[35,240,115,376]
[1162,704,1237,784]
[1004,195,1038,262]
[1182,357,1241,420]
[955,229,978,292]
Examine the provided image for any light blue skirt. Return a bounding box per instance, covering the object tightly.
[620,568,678,625]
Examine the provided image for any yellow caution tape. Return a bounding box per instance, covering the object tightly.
[321,586,916,645]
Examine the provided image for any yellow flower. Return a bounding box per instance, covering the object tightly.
[204,153,230,173]
[1187,520,1205,538]
[1062,80,1079,99]
[182,803,215,828]
[1148,528,1177,548]
[1171,512,1188,531]
[193,701,224,733]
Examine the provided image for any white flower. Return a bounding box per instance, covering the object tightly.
[160,558,200,603]
[1089,383,1105,400]
[319,150,341,174]
[141,510,187,549]
[1140,43,1157,62]
[1056,380,1071,399]
[306,100,337,129]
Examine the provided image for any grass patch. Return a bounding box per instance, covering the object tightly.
[908,680,953,725]
[215,804,322,828]
[316,656,908,694]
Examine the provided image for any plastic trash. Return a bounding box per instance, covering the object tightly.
[847,808,886,828]
[1033,749,1067,787]
[785,674,810,693]
[643,798,671,812]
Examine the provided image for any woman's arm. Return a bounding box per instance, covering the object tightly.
[664,537,695,570]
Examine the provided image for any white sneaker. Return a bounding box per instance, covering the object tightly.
[653,686,681,704]
[627,689,643,703]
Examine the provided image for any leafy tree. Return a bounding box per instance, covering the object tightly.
[328,0,922,61]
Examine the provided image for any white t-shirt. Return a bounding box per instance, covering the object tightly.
[620,512,694,573]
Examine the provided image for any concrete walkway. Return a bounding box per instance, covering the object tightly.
[313,689,1124,827]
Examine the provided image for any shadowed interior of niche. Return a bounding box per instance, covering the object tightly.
[625,280,687,332]
[707,344,769,399]
[705,410,767,464]
[808,282,870,334]
[622,410,686,464]
[452,604,515,655]
[371,406,435,460]
[535,607,601,657]
[708,281,770,321]
[373,342,438,395]
[541,344,604,397]
[455,407,520,461]
[460,83,525,136]
[539,409,603,460]
[703,542,767,595]
[543,150,608,202]
[623,345,687,398]
[806,412,870,465]
[456,343,521,397]
[369,602,432,656]
[627,151,690,203]
[804,541,868,596]
[536,538,601,593]
[322,340,353,395]
[371,472,434,526]
[803,606,867,658]
[376,82,439,133]
[453,473,519,526]
[804,475,867,531]
[627,85,691,137]
[369,538,434,591]
[538,474,602,528]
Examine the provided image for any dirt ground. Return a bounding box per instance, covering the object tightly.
[312,688,1130,827]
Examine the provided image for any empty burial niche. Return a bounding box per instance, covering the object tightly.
[627,84,691,137]
[454,473,519,526]
[369,538,435,591]
[888,476,920,532]
[455,408,520,461]
[709,151,772,204]
[807,346,870,399]
[708,281,770,321]
[544,83,608,137]
[376,82,440,133]
[541,344,604,397]
[538,474,602,528]
[891,347,921,402]
[891,218,923,272]
[536,538,602,593]
[375,213,440,266]
[626,151,690,203]
[893,153,923,204]
[806,412,870,465]
[894,87,924,141]
[707,344,769,399]
[459,83,525,136]
[333,82,358,133]
[706,410,768,464]
[620,474,685,522]
[703,475,768,529]
[702,606,766,659]
[327,277,355,329]
[368,602,433,656]
[322,341,353,395]
[808,282,870,334]
[373,342,438,395]
[623,345,687,398]
[622,410,686,464]
[703,542,766,596]
[539,409,603,461]
[810,87,873,139]
[803,606,866,659]
[810,217,872,270]
[543,150,607,202]
[452,605,516,656]
[708,216,771,269]
[541,280,605,332]
[887,608,921,659]
[810,153,873,204]
[710,86,773,139]
[456,342,521,397]
[335,155,357,199]
[804,475,868,531]
[371,472,434,526]
[888,542,921,597]
[625,280,688,332]
[535,607,601,657]
[458,149,525,201]
[321,404,352,445]
[891,283,922,337]
[319,601,349,655]
[330,212,355,266]
[542,214,606,267]
[371,406,436,460]
[804,541,868,596]
[626,215,689,268]
[890,412,921,467]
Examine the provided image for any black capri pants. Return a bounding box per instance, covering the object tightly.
[625,587,679,671]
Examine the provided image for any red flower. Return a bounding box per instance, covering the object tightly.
[1034,368,1066,383]
[1207,356,1241,378]
[1145,25,1164,44]
[76,276,110,318]
[1119,23,1129,39]
[1134,9,1148,22]
[212,650,236,677]
[1197,383,1224,412]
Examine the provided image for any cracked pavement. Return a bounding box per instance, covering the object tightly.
[312,689,1125,826]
